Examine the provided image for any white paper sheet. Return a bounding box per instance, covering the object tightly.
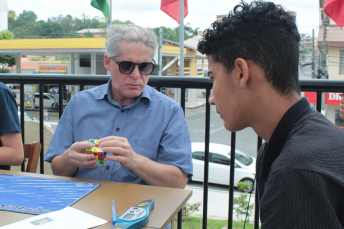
[1,207,108,229]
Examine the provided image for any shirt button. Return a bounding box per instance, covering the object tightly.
[116,127,120,131]
[121,109,124,112]
[106,165,109,170]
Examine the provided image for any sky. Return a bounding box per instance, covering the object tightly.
[6,0,320,37]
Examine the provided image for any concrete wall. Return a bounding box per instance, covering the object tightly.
[96,55,107,75]
[325,105,336,124]
[328,47,344,80]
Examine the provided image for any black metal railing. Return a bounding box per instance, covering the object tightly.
[1,73,344,229]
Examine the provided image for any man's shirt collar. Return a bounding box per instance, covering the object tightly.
[94,78,151,108]
[260,98,311,181]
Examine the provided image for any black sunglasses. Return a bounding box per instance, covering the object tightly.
[111,57,157,75]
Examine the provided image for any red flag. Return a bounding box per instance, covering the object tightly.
[161,0,188,24]
[324,0,344,28]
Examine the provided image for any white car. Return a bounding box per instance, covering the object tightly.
[190,142,256,191]
[34,93,67,109]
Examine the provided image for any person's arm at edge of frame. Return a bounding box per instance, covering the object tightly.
[340,93,344,119]
[0,131,24,166]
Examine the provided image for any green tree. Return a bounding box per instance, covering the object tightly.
[34,21,65,38]
[83,31,94,38]
[97,22,107,29]
[14,10,37,28]
[112,19,134,24]
[7,9,202,43]
[49,14,64,23]
[0,55,16,67]
[181,201,201,221]
[18,10,37,22]
[0,31,16,71]
[154,23,199,42]
[64,31,82,38]
[153,26,178,42]
[12,27,28,39]
[11,10,38,38]
[21,21,37,31]
[0,68,10,73]
[8,10,16,31]
[90,16,102,28]
[73,18,86,31]
[60,15,74,34]
[0,30,14,39]
[80,13,94,28]
[174,23,200,41]
[301,33,311,38]
[233,182,254,222]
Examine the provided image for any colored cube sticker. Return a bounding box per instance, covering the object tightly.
[86,139,107,164]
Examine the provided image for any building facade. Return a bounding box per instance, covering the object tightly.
[0,0,8,31]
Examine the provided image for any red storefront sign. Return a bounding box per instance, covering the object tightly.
[303,92,317,103]
[303,92,343,105]
[325,93,342,105]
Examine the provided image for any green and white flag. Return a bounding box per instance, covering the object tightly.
[91,0,110,20]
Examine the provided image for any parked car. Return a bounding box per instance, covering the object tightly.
[34,93,67,109]
[190,142,256,192]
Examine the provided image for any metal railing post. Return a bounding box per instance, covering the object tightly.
[202,88,211,228]
[58,85,63,118]
[254,136,263,229]
[20,83,25,172]
[39,84,44,174]
[228,132,236,228]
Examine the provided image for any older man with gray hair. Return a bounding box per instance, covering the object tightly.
[45,24,192,192]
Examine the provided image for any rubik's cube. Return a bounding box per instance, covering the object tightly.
[86,139,107,164]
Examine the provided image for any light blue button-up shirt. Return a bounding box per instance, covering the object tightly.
[45,79,192,185]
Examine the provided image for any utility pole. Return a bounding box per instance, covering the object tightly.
[179,0,184,77]
[319,20,329,79]
[158,28,163,76]
[312,29,315,79]
[108,0,112,29]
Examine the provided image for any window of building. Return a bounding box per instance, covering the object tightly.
[197,68,204,75]
[80,55,91,67]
